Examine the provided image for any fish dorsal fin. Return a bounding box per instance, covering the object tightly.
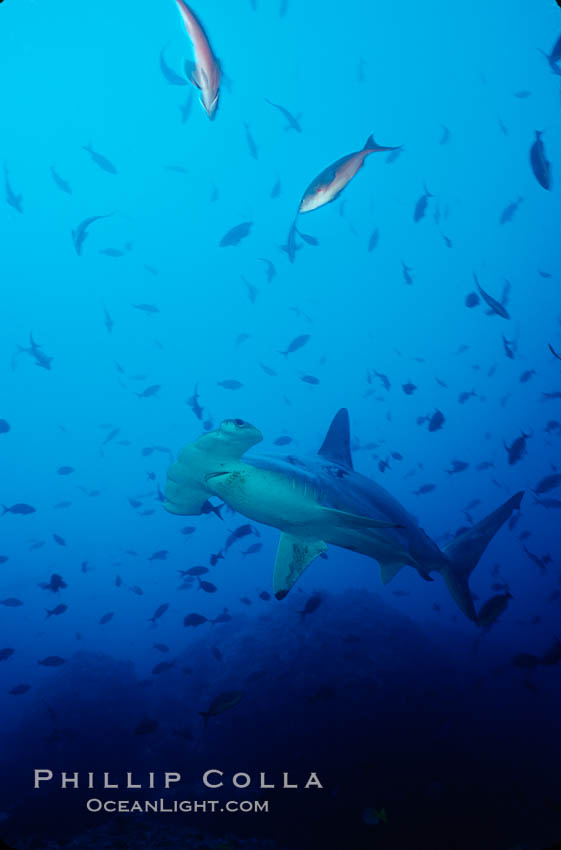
[318,408,353,470]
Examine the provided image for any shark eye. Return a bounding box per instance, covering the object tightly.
[233,419,246,428]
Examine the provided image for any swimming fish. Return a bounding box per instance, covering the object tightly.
[530,131,551,190]
[72,215,110,256]
[176,0,221,120]
[473,273,510,319]
[199,690,244,725]
[264,98,302,132]
[4,165,23,213]
[298,134,399,215]
[50,166,72,195]
[82,144,117,174]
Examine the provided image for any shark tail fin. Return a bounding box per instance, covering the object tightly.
[441,491,524,621]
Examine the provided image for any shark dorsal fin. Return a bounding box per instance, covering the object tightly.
[318,408,353,470]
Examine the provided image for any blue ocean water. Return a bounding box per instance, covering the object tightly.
[1,0,561,847]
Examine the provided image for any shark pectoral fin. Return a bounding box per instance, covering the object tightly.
[320,508,400,531]
[163,460,208,516]
[273,534,326,600]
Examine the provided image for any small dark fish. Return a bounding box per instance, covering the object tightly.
[9,684,31,695]
[184,613,208,627]
[201,500,224,520]
[264,98,302,132]
[134,717,158,735]
[99,612,114,625]
[271,176,282,198]
[102,427,120,445]
[198,579,218,593]
[260,362,278,377]
[135,385,161,399]
[259,591,271,601]
[212,646,222,661]
[402,382,417,395]
[225,523,254,551]
[301,375,320,385]
[38,656,66,667]
[258,258,276,282]
[217,379,243,390]
[153,643,169,653]
[130,585,144,596]
[477,593,513,629]
[273,436,292,446]
[50,166,72,195]
[2,503,36,516]
[413,185,433,222]
[53,534,66,547]
[40,573,67,593]
[148,550,168,561]
[447,459,469,475]
[530,131,552,190]
[133,303,160,313]
[0,648,15,661]
[367,228,380,252]
[473,273,510,319]
[57,465,74,475]
[181,526,196,536]
[0,419,10,434]
[149,603,169,623]
[428,410,445,432]
[548,344,561,361]
[519,370,535,384]
[72,214,109,256]
[199,690,244,725]
[46,604,68,618]
[219,222,253,247]
[402,262,414,285]
[280,334,310,357]
[211,608,232,625]
[534,473,561,494]
[242,542,263,556]
[243,123,259,160]
[4,165,23,213]
[414,484,436,495]
[440,125,450,145]
[152,661,175,675]
[504,432,530,465]
[181,566,209,577]
[500,196,523,225]
[298,593,322,619]
[82,143,117,174]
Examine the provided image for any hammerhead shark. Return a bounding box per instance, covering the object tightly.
[164,410,523,621]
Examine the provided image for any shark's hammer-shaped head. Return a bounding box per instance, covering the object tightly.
[163,418,263,516]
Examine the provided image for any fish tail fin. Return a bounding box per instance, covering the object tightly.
[441,491,524,621]
[363,134,399,152]
[1,506,8,517]
[46,609,53,618]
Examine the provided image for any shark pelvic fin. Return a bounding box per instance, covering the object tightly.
[274,534,326,599]
[441,491,524,621]
[379,562,405,585]
[318,408,354,470]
